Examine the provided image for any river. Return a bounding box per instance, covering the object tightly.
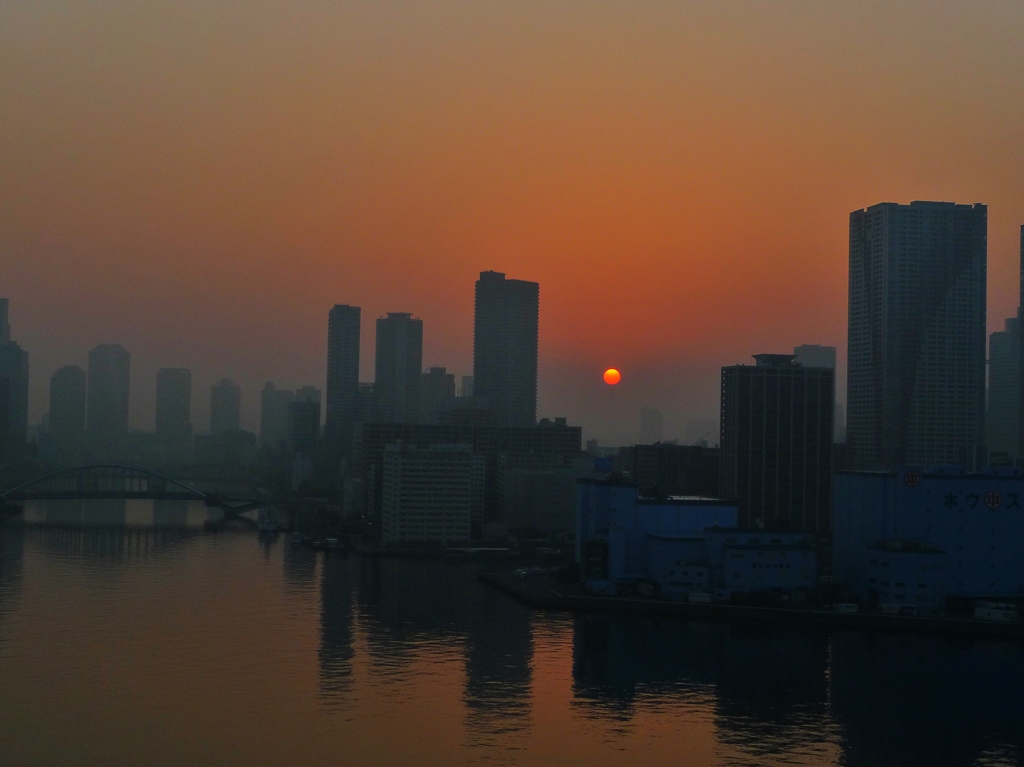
[0,504,1021,766]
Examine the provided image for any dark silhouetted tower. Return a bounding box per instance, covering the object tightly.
[155,368,192,441]
[49,365,87,460]
[0,299,28,462]
[720,354,834,537]
[420,366,456,424]
[87,344,130,454]
[0,298,9,344]
[260,382,294,448]
[375,313,423,423]
[847,201,986,469]
[473,271,539,427]
[326,305,360,451]
[989,316,1019,458]
[210,379,241,434]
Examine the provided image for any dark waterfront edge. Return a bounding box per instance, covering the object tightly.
[479,572,1024,641]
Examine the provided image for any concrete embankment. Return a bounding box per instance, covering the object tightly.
[479,572,1024,641]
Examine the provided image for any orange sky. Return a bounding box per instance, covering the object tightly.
[2,1,1023,443]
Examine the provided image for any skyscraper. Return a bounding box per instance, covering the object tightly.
[847,201,987,469]
[639,407,663,444]
[325,305,360,450]
[0,298,9,343]
[49,365,87,460]
[0,299,28,462]
[155,368,192,441]
[375,313,423,423]
[720,354,834,537]
[260,382,294,448]
[87,344,130,454]
[988,316,1019,458]
[473,271,539,427]
[210,379,241,434]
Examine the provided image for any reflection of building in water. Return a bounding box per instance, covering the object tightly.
[0,527,26,645]
[152,499,189,528]
[572,616,832,753]
[352,557,534,740]
[830,631,1024,765]
[319,553,355,696]
[40,498,127,527]
[462,576,533,742]
[281,542,318,596]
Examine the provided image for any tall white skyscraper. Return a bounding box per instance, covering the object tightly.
[847,201,987,469]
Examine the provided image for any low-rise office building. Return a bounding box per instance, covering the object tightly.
[576,478,815,600]
[833,468,1024,611]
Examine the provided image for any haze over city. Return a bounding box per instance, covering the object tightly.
[3,2,1024,444]
[8,3,1024,767]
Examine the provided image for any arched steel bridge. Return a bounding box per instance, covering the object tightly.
[0,465,271,527]
[1,464,212,502]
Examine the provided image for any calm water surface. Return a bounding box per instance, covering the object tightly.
[1,505,1022,766]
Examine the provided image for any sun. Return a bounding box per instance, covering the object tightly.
[603,368,621,385]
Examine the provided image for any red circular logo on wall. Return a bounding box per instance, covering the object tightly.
[985,491,1002,509]
[904,471,921,487]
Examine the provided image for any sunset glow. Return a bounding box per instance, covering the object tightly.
[603,369,621,385]
[1,2,1022,444]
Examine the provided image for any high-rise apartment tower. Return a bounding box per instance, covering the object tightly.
[210,379,241,434]
[155,368,192,441]
[473,271,539,427]
[87,344,131,454]
[847,201,987,469]
[720,354,834,537]
[325,305,360,450]
[374,313,423,423]
[49,365,87,460]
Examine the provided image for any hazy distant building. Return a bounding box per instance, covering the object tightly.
[49,365,87,460]
[0,299,9,344]
[155,368,192,441]
[210,379,241,435]
[375,312,423,423]
[473,271,539,427]
[381,443,484,546]
[325,305,360,451]
[988,315,1019,458]
[847,201,987,469]
[639,408,663,444]
[793,344,837,370]
[420,366,456,424]
[87,344,130,454]
[794,345,840,443]
[720,354,834,537]
[287,399,320,455]
[260,382,294,448]
[0,336,29,462]
[628,443,719,498]
[684,419,718,447]
[460,375,474,398]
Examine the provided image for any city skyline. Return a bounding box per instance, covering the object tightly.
[3,3,1023,445]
